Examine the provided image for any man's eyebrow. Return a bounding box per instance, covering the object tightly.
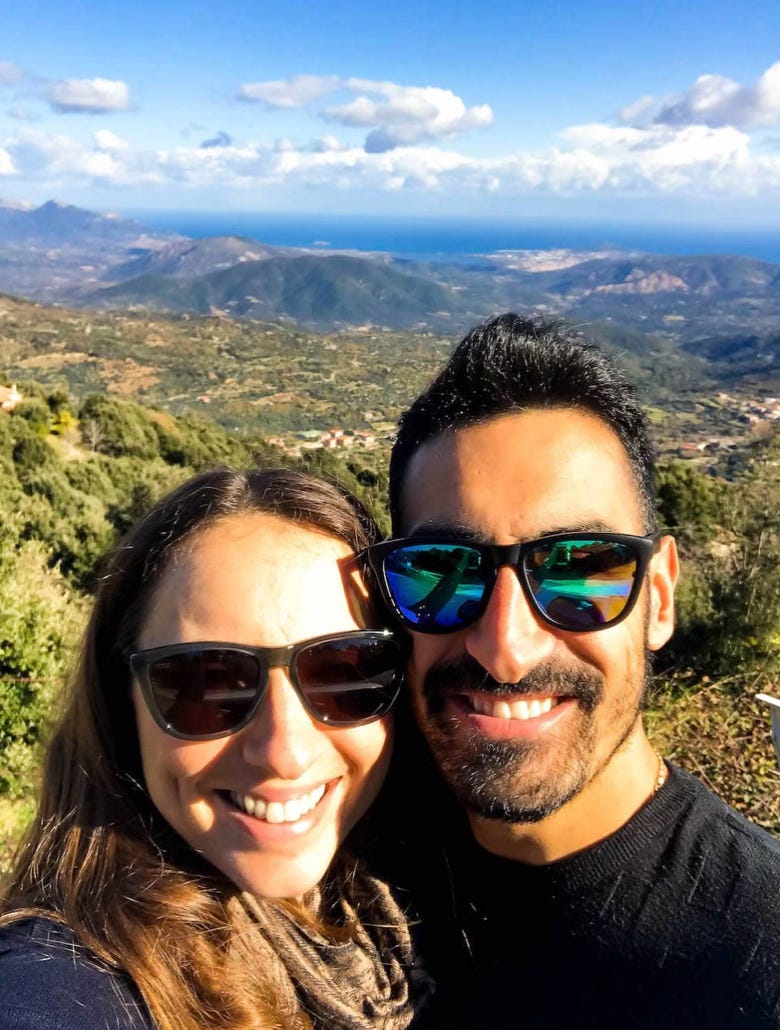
[403,520,479,540]
[541,520,619,536]
[403,518,622,542]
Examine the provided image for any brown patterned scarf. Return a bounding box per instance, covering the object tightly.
[240,869,432,1030]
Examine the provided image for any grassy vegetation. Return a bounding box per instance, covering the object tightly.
[0,797,35,874]
[647,676,780,837]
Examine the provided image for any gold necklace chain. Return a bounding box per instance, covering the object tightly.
[653,752,668,795]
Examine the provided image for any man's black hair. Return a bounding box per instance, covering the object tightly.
[389,312,657,532]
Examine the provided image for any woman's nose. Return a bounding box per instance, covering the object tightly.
[239,669,325,780]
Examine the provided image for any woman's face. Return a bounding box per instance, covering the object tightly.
[131,512,392,899]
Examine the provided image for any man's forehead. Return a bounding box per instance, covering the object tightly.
[399,408,642,536]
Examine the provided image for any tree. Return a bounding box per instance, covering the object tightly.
[656,460,720,544]
[13,397,51,437]
[78,394,161,460]
[0,517,88,797]
[666,430,780,680]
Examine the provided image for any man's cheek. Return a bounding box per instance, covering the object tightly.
[407,644,435,715]
[409,638,435,683]
[407,664,427,716]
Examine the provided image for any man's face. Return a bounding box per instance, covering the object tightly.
[400,408,677,824]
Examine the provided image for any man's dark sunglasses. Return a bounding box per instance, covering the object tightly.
[130,630,403,740]
[364,532,660,635]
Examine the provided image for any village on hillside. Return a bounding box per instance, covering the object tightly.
[4,376,780,469]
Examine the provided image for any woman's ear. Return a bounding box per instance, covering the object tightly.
[646,534,679,652]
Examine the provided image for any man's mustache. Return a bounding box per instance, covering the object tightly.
[422,654,603,715]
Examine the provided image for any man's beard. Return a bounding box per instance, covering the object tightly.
[417,653,651,824]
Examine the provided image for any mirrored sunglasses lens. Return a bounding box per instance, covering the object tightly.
[384,543,487,630]
[525,539,638,629]
[148,649,260,736]
[295,637,401,723]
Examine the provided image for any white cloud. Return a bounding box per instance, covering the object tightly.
[0,62,22,86]
[2,61,776,211]
[3,81,780,203]
[5,127,135,183]
[94,129,128,151]
[238,73,492,151]
[49,78,131,114]
[618,94,658,126]
[239,74,340,108]
[622,61,780,130]
[557,122,751,192]
[327,80,493,151]
[310,135,343,152]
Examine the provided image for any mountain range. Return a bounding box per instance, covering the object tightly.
[0,200,779,384]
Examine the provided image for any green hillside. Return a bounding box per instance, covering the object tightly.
[0,295,718,447]
[88,253,476,329]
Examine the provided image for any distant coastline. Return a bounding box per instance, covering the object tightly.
[124,211,780,265]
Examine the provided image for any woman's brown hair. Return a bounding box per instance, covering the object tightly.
[0,467,389,1030]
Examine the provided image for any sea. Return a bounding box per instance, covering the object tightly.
[128,212,780,265]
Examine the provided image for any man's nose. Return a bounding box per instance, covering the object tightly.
[465,565,557,682]
[239,669,325,780]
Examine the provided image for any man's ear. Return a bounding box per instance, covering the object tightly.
[646,535,678,651]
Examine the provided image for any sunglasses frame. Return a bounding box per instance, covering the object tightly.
[365,532,660,636]
[130,629,403,740]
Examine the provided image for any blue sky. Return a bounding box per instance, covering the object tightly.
[2,0,780,224]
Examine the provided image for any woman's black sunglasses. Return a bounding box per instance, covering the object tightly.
[130,630,403,741]
[364,532,660,635]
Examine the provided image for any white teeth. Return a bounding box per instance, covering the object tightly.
[229,784,326,824]
[265,801,284,824]
[283,799,301,822]
[471,696,558,720]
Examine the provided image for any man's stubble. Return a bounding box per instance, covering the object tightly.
[415,646,653,824]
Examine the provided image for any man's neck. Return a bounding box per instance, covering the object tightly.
[468,726,662,865]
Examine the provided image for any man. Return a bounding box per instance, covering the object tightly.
[368,314,780,1029]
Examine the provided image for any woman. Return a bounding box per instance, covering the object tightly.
[0,467,417,1030]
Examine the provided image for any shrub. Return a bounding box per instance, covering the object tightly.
[0,526,88,798]
[13,398,51,437]
[12,436,58,476]
[79,394,161,460]
[656,459,720,544]
[664,435,780,680]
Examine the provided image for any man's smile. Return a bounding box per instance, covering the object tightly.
[468,692,559,720]
[436,687,581,741]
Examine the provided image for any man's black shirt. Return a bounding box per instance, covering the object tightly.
[409,764,780,1030]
